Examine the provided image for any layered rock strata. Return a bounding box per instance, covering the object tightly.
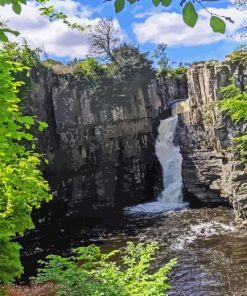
[177,61,247,224]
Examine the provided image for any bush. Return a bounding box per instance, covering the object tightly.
[36,242,177,296]
[73,57,104,79]
[166,66,187,79]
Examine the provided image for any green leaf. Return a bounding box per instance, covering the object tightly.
[22,116,35,125]
[161,0,172,6]
[127,0,138,4]
[210,16,226,34]
[0,30,8,42]
[12,3,22,14]
[115,0,125,13]
[182,2,198,28]
[152,0,160,7]
[22,133,33,141]
[2,29,20,37]
[39,121,48,130]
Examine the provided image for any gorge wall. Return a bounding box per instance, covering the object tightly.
[28,68,184,220]
[27,60,246,225]
[177,61,247,225]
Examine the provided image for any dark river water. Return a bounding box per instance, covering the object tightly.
[21,206,247,295]
[82,207,247,296]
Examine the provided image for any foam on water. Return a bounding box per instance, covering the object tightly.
[127,112,188,214]
[171,221,236,251]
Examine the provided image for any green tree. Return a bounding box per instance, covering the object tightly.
[0,52,52,286]
[153,43,169,74]
[1,41,41,68]
[36,242,177,296]
[74,57,104,79]
[108,43,154,84]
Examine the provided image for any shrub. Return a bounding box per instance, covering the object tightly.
[166,66,187,79]
[36,242,177,296]
[73,57,104,79]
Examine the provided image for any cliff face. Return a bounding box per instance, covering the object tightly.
[28,69,165,218]
[27,61,246,225]
[177,61,247,225]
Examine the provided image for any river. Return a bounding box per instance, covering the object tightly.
[20,111,247,295]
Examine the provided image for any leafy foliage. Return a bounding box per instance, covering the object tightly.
[0,53,52,285]
[1,41,41,68]
[36,242,177,296]
[166,66,187,79]
[220,81,247,155]
[0,0,86,42]
[108,44,154,84]
[0,0,232,42]
[153,43,169,74]
[227,45,247,66]
[74,57,105,79]
[114,0,230,33]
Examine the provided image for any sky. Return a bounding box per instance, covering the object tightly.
[0,0,246,65]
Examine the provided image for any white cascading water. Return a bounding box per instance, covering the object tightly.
[127,107,187,213]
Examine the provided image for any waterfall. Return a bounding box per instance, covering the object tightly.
[127,109,187,213]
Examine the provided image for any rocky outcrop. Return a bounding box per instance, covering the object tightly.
[177,61,247,224]
[28,68,164,219]
[149,74,188,114]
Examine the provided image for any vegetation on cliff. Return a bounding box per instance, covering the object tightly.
[220,46,247,159]
[220,82,247,158]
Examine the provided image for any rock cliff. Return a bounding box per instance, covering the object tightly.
[177,61,247,225]
[28,68,166,219]
[27,60,246,225]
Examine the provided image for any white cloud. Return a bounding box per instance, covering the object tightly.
[133,6,247,47]
[0,0,124,59]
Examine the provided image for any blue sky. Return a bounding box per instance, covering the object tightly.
[82,0,245,64]
[0,0,246,64]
